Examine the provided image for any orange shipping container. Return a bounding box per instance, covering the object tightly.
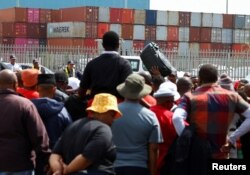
[167,42,178,50]
[98,23,110,39]
[39,9,52,23]
[60,7,86,22]
[223,14,233,28]
[200,43,212,50]
[167,26,179,42]
[232,44,249,52]
[0,7,27,22]
[48,38,84,47]
[200,28,211,42]
[84,38,98,48]
[86,7,98,22]
[0,22,28,38]
[145,25,156,41]
[85,22,97,38]
[122,24,133,40]
[121,9,134,24]
[0,37,15,45]
[189,27,200,42]
[110,8,122,23]
[51,9,60,22]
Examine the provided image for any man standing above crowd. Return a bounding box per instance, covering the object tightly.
[7,54,22,72]
[64,60,75,78]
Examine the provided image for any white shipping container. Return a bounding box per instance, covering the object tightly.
[233,29,245,43]
[211,28,222,43]
[133,25,145,40]
[245,30,250,43]
[178,42,189,56]
[47,22,85,38]
[179,27,189,42]
[156,11,168,26]
[110,24,122,37]
[191,12,201,27]
[245,16,250,29]
[202,13,213,27]
[212,14,223,28]
[222,29,233,44]
[134,10,145,24]
[189,43,200,57]
[168,11,179,26]
[156,26,167,41]
[98,7,110,22]
[121,40,133,53]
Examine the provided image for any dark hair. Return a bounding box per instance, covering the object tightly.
[102,31,119,50]
[198,64,218,83]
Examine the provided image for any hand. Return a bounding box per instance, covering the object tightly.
[150,66,161,76]
[220,141,235,153]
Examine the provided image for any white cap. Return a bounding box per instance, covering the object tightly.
[155,81,180,101]
[68,77,80,90]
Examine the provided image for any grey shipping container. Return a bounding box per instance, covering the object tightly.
[47,22,85,38]
[233,29,245,43]
[189,43,200,52]
[98,7,110,22]
[121,40,133,53]
[156,10,168,26]
[134,10,145,24]
[245,30,250,43]
[178,42,189,56]
[234,15,245,29]
[179,27,189,42]
[191,12,201,27]
[168,11,179,26]
[110,24,122,36]
[202,13,213,27]
[211,28,222,43]
[133,25,145,40]
[156,26,167,41]
[212,14,223,28]
[222,29,233,44]
[245,15,250,29]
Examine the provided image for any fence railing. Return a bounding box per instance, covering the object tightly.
[1,44,250,80]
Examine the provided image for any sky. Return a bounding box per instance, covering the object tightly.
[150,0,250,15]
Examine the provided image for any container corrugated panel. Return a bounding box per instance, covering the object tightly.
[179,27,189,42]
[234,15,245,29]
[0,37,15,45]
[133,25,145,40]
[98,23,110,39]
[84,38,98,48]
[0,23,14,37]
[155,41,167,50]
[110,8,122,23]
[51,9,60,22]
[221,44,232,51]
[179,12,191,27]
[86,7,98,22]
[190,12,201,27]
[39,9,52,23]
[134,10,145,24]
[39,23,47,38]
[15,23,28,37]
[168,11,179,26]
[222,29,233,44]
[212,14,223,28]
[27,38,39,46]
[156,26,167,41]
[244,30,250,43]
[189,43,200,52]
[178,42,189,56]
[200,43,212,50]
[98,7,110,22]
[27,23,40,38]
[232,44,249,51]
[0,7,27,22]
[145,10,157,25]
[27,8,40,23]
[245,16,250,29]
[133,40,145,50]
[121,24,133,40]
[15,38,27,45]
[223,14,233,28]
[156,11,168,26]
[110,24,122,37]
[167,42,178,51]
[233,29,245,43]
[202,13,213,27]
[189,27,200,42]
[121,40,133,52]
[48,38,84,47]
[167,26,179,41]
[145,25,156,41]
[211,43,222,50]
[47,22,86,38]
[211,28,222,43]
[122,9,134,24]
[200,28,211,42]
[60,7,86,22]
[39,39,47,46]
[85,22,97,38]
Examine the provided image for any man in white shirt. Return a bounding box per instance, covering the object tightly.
[7,55,22,72]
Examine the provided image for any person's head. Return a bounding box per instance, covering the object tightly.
[33,59,39,69]
[67,60,75,70]
[86,93,122,126]
[191,75,199,91]
[21,69,39,90]
[218,74,234,91]
[37,74,56,98]
[102,31,119,51]
[116,73,152,101]
[66,77,80,95]
[238,79,249,92]
[0,69,17,90]
[9,55,16,65]
[152,76,165,92]
[198,64,218,85]
[153,85,175,110]
[183,72,191,78]
[244,83,250,97]
[55,71,68,91]
[176,77,193,96]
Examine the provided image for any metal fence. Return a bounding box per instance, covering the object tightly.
[1,44,250,80]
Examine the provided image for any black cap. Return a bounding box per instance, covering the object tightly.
[33,59,39,63]
[10,55,16,59]
[67,60,74,65]
[38,74,56,85]
[55,71,68,83]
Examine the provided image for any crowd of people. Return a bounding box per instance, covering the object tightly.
[1,31,250,175]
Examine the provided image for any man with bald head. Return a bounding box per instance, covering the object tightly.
[176,77,193,97]
[0,69,50,174]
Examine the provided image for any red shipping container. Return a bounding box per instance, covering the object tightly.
[221,44,232,50]
[179,12,191,26]
[15,38,28,45]
[145,25,156,41]
[223,14,233,28]
[110,8,122,23]
[121,9,134,24]
[155,41,167,50]
[0,37,15,45]
[211,43,222,50]
[27,8,40,23]
[15,23,28,37]
[98,23,110,39]
[133,40,144,50]
[27,38,39,46]
[84,38,98,48]
[189,27,200,42]
[167,26,179,42]
[60,7,86,22]
[48,38,84,47]
[122,24,133,40]
[0,7,27,22]
[0,23,15,37]
[51,9,60,22]
[39,23,47,38]
[27,23,39,38]
[85,22,97,38]
[167,42,179,50]
[200,43,212,50]
[200,28,211,42]
[232,44,249,51]
[86,7,98,22]
[39,9,52,23]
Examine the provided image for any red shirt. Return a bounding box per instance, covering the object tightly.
[17,87,39,100]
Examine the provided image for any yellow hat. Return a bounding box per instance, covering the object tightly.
[86,93,122,118]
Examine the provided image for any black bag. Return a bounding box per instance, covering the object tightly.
[140,42,176,77]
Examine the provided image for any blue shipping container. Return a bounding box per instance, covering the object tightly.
[234,15,245,29]
[145,10,157,25]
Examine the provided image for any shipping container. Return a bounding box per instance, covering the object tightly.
[167,42,178,50]
[189,27,200,42]
[244,30,250,43]
[234,15,245,29]
[47,22,85,38]
[110,24,122,36]
[85,22,97,38]
[211,43,222,50]
[133,40,144,50]
[200,28,211,42]
[27,8,40,23]
[133,25,145,40]
[223,14,233,28]
[0,23,14,37]
[245,15,250,29]
[47,38,84,47]
[156,10,168,26]
[83,38,98,48]
[86,7,98,22]
[155,41,167,50]
[0,7,27,22]
[222,29,233,44]
[15,23,28,37]
[145,25,156,41]
[134,10,145,24]
[121,9,134,24]
[60,7,86,22]
[167,26,179,41]
[121,40,133,53]
[179,27,189,42]
[0,37,14,45]
[98,7,110,22]
[39,23,47,38]
[97,23,110,39]
[200,43,212,50]
[145,10,157,25]
[27,23,39,38]
[179,12,191,27]
[156,26,167,41]
[221,44,232,50]
[110,8,122,23]
[27,38,39,46]
[121,24,133,40]
[168,11,179,26]
[39,38,47,46]
[51,9,60,22]
[212,14,223,28]
[202,13,213,27]
[189,43,200,52]
[178,42,189,56]
[233,29,245,43]
[211,28,222,43]
[15,38,27,45]
[190,12,201,27]
[39,9,52,23]
[232,44,249,51]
